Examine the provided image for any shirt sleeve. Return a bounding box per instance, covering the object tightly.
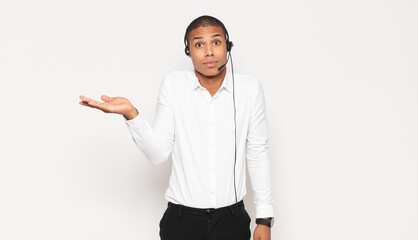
[124,75,175,165]
[246,78,274,219]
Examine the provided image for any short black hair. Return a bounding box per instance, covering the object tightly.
[184,15,228,46]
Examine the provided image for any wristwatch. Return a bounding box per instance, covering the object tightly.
[256,217,274,227]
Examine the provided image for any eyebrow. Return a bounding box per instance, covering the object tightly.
[192,34,222,41]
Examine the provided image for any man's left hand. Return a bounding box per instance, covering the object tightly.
[253,224,271,240]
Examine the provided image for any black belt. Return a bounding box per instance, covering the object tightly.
[167,200,244,215]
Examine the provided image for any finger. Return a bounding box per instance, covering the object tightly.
[101,95,111,102]
[80,95,98,105]
[79,101,94,108]
[85,101,109,112]
[79,95,95,102]
[79,95,113,114]
[85,99,103,108]
[79,96,103,108]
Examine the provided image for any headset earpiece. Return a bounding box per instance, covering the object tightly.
[225,29,233,52]
[185,46,190,56]
[226,40,233,52]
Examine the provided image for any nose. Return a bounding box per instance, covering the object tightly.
[205,45,214,57]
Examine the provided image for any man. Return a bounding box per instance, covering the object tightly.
[79,15,274,240]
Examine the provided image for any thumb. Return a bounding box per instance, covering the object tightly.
[101,95,111,102]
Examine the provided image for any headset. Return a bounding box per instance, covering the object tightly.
[183,26,239,220]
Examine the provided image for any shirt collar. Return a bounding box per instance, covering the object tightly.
[190,69,232,93]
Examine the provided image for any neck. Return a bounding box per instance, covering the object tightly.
[195,67,227,87]
[194,68,227,97]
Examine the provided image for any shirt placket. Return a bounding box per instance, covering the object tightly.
[209,97,217,206]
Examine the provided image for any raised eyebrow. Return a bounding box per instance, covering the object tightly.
[211,34,222,38]
[192,34,223,41]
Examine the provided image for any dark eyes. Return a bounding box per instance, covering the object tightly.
[195,40,222,47]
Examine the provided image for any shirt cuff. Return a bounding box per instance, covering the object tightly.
[255,204,274,219]
[124,110,144,130]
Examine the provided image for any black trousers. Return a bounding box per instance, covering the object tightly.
[159,200,251,240]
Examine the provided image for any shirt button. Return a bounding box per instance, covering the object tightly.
[211,191,214,195]
[210,145,214,148]
[210,168,214,172]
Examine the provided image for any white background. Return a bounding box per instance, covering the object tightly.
[0,0,417,239]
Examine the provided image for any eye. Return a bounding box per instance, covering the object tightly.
[195,42,203,47]
[214,40,221,45]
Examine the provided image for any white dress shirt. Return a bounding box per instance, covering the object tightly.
[124,69,274,218]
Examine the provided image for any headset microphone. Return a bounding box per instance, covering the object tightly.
[218,52,230,72]
[217,63,226,72]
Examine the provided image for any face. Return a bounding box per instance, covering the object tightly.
[186,26,228,77]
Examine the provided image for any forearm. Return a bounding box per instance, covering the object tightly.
[247,153,274,219]
[125,111,174,165]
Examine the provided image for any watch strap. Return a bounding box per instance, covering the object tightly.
[256,217,273,227]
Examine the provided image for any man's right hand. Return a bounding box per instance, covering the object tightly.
[79,95,138,120]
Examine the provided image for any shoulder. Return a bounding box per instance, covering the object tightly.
[232,72,263,92]
[160,70,193,89]
[163,69,193,82]
[232,73,265,109]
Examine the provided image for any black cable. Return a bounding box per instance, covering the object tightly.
[230,51,238,216]
[228,51,239,240]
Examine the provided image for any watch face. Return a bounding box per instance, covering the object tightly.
[270,217,274,227]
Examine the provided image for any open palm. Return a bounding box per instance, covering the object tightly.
[79,95,133,115]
